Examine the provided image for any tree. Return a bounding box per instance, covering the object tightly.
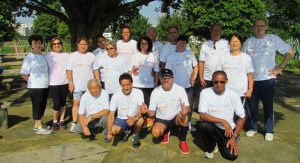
[156,12,192,41]
[0,2,17,42]
[2,0,182,50]
[111,13,152,41]
[33,14,59,43]
[182,0,267,40]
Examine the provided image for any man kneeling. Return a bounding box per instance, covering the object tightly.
[198,71,246,160]
[73,79,109,141]
[143,69,191,154]
[106,73,144,148]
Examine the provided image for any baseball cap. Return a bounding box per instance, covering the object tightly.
[160,69,173,79]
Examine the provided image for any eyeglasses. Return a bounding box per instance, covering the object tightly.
[106,47,114,50]
[52,42,62,45]
[213,80,226,84]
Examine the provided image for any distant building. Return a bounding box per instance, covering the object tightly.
[103,32,112,40]
[16,23,33,36]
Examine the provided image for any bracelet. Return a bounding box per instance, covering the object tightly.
[136,116,139,121]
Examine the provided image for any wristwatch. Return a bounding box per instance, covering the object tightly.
[136,116,139,121]
[232,134,239,138]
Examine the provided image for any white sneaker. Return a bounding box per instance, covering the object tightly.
[204,145,218,159]
[35,128,53,135]
[246,130,257,137]
[189,122,197,132]
[265,133,274,141]
[69,122,76,133]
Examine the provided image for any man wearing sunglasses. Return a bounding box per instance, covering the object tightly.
[198,71,246,160]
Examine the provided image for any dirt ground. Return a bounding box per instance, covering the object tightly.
[0,59,299,162]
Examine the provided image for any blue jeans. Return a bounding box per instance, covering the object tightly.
[247,79,275,133]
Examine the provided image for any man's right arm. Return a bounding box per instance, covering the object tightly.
[200,113,233,137]
[198,61,206,87]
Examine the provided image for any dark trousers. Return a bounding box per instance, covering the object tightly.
[185,87,194,121]
[49,84,68,111]
[28,88,49,120]
[134,87,154,106]
[248,79,275,133]
[199,121,238,161]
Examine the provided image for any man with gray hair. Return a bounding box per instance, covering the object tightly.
[73,79,110,141]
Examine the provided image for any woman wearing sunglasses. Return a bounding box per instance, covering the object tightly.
[217,34,254,104]
[45,37,69,131]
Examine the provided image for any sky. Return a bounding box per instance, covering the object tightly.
[16,1,165,25]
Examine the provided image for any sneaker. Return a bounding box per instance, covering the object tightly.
[33,125,38,131]
[36,127,53,135]
[69,122,77,133]
[246,130,257,137]
[59,121,67,130]
[121,129,131,142]
[52,123,59,131]
[161,131,170,144]
[179,141,190,154]
[147,118,153,128]
[204,145,218,159]
[189,122,197,132]
[132,135,141,148]
[265,133,274,141]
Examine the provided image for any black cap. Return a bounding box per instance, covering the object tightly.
[160,69,173,79]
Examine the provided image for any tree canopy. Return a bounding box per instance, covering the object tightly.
[182,0,267,40]
[0,2,17,41]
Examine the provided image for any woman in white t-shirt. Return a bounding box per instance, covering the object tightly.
[128,36,159,127]
[217,34,254,104]
[20,35,52,135]
[45,37,69,131]
[67,37,100,132]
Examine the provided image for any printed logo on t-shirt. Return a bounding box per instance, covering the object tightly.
[76,64,82,67]
[210,52,215,56]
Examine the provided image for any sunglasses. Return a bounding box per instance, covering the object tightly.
[106,47,114,50]
[52,42,62,45]
[213,80,226,84]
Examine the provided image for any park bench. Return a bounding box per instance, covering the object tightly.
[2,78,13,92]
[0,102,12,130]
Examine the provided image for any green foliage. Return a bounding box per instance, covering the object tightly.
[156,12,192,41]
[33,14,59,42]
[0,2,17,41]
[111,14,151,41]
[182,0,266,40]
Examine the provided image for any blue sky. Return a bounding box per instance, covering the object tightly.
[16,1,165,25]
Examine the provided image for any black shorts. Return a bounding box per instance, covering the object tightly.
[49,84,68,111]
[154,116,178,129]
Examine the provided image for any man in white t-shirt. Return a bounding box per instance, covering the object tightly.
[242,19,294,141]
[146,27,164,59]
[142,69,191,154]
[106,73,145,148]
[198,24,230,88]
[93,35,108,87]
[73,79,109,141]
[198,71,246,160]
[116,26,138,65]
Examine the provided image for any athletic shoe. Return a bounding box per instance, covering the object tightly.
[36,127,53,135]
[33,125,38,131]
[161,131,170,144]
[59,121,67,130]
[147,118,153,128]
[265,133,274,141]
[104,138,111,143]
[132,135,141,148]
[204,145,218,159]
[121,129,131,142]
[52,123,59,131]
[245,130,257,137]
[189,122,197,132]
[69,122,76,133]
[179,141,190,154]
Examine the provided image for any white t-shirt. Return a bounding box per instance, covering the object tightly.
[149,83,190,120]
[217,52,254,96]
[128,52,159,88]
[165,50,198,88]
[152,41,164,59]
[159,42,191,63]
[20,52,48,88]
[95,51,108,82]
[116,39,137,65]
[199,39,230,81]
[78,89,109,118]
[110,88,144,119]
[67,51,98,92]
[92,48,106,57]
[198,87,245,130]
[242,34,292,81]
[97,54,128,94]
[45,51,69,86]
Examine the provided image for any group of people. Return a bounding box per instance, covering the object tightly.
[20,18,294,160]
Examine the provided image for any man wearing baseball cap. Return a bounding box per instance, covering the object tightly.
[141,69,191,154]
